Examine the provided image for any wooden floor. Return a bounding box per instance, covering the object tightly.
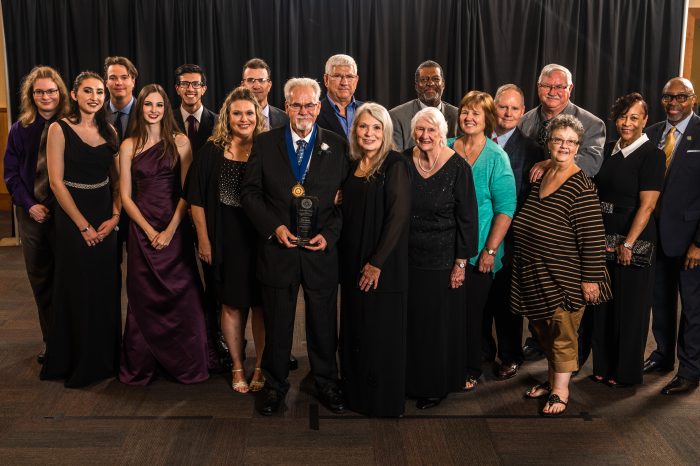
[0,211,699,465]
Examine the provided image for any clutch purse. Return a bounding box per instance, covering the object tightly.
[604,234,654,268]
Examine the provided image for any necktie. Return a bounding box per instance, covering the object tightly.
[187,115,198,146]
[33,121,51,201]
[491,135,498,143]
[663,126,677,170]
[264,114,271,131]
[537,119,550,148]
[296,140,307,166]
[113,111,124,140]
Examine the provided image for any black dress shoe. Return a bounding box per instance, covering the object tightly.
[494,361,520,380]
[416,397,442,409]
[317,384,345,413]
[37,350,46,365]
[661,375,699,395]
[522,343,545,361]
[258,389,283,416]
[643,359,673,374]
[289,355,298,371]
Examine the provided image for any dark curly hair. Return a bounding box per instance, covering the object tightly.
[610,92,648,121]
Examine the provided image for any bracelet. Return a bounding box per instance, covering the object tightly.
[111,213,120,218]
[80,225,92,233]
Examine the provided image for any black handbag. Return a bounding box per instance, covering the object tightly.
[604,234,654,268]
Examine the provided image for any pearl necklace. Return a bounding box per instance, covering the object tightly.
[417,151,440,173]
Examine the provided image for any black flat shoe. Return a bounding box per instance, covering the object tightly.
[257,388,283,416]
[416,397,442,410]
[523,381,551,400]
[540,393,568,418]
[588,374,605,384]
[643,359,673,374]
[317,383,345,413]
[661,375,699,395]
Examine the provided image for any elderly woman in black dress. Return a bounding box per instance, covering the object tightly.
[590,93,665,387]
[187,87,266,393]
[512,114,611,416]
[405,107,478,410]
[339,102,411,417]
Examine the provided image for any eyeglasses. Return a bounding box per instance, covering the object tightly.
[33,89,59,97]
[177,81,205,89]
[287,102,318,111]
[243,77,270,85]
[328,74,357,81]
[417,76,442,85]
[538,83,569,92]
[549,137,579,147]
[661,93,695,103]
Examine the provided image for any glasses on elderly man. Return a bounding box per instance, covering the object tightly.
[33,89,59,97]
[549,137,579,147]
[328,74,357,81]
[177,81,205,89]
[661,93,695,103]
[538,83,569,92]
[287,102,318,111]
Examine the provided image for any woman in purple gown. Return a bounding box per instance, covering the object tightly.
[118,84,209,385]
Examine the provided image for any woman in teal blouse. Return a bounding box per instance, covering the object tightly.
[448,90,516,390]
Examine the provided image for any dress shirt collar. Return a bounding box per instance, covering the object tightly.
[109,96,135,116]
[664,112,693,136]
[611,133,649,158]
[290,125,315,146]
[491,127,516,148]
[419,99,444,113]
[180,104,204,124]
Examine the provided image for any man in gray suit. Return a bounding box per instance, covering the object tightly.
[389,60,459,151]
[242,58,289,130]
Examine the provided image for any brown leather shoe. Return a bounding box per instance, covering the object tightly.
[494,361,520,380]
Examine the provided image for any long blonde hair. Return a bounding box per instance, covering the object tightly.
[18,66,69,127]
[349,102,395,180]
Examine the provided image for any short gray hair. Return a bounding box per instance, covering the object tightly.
[494,84,525,104]
[410,107,448,147]
[325,54,358,75]
[538,64,573,86]
[284,77,321,102]
[548,114,584,140]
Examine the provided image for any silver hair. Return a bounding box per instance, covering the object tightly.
[324,54,358,75]
[538,63,573,86]
[410,107,448,147]
[284,77,321,102]
[494,83,525,103]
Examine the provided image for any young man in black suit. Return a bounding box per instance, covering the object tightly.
[317,54,362,140]
[645,77,700,395]
[173,64,218,156]
[242,77,349,415]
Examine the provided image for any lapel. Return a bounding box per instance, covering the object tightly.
[667,113,700,178]
[504,127,521,153]
[305,127,326,184]
[174,108,186,133]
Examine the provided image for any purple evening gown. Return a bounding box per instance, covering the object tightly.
[119,142,209,385]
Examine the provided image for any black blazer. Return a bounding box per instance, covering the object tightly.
[502,127,545,209]
[646,113,700,256]
[268,104,290,130]
[316,97,364,140]
[241,126,350,288]
[174,106,218,156]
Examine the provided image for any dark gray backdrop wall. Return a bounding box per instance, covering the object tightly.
[2,0,684,136]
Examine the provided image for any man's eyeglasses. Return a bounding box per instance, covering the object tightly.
[243,77,270,85]
[661,93,695,103]
[328,74,357,81]
[417,76,442,85]
[549,137,579,147]
[33,89,59,97]
[538,83,569,92]
[287,102,318,111]
[177,81,205,89]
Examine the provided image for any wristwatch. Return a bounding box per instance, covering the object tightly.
[484,248,496,257]
[455,261,466,269]
[623,241,634,250]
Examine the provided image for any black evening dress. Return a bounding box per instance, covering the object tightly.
[405,150,478,399]
[40,120,120,388]
[592,139,665,385]
[339,152,411,417]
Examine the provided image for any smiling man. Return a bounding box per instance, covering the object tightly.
[390,60,459,151]
[104,56,138,143]
[518,63,605,178]
[317,54,363,140]
[173,64,218,155]
[241,58,289,130]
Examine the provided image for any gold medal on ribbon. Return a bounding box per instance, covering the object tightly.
[291,183,305,198]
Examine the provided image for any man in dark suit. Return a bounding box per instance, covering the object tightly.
[173,64,218,156]
[389,60,459,151]
[242,77,349,415]
[104,56,137,143]
[644,77,700,395]
[484,84,544,380]
[316,54,362,140]
[241,58,289,130]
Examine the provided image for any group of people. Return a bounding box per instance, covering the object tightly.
[4,53,700,418]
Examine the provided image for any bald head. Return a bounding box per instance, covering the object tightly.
[662,77,697,124]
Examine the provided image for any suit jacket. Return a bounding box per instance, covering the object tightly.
[174,105,218,156]
[502,127,545,209]
[241,126,350,288]
[389,99,459,152]
[316,97,364,140]
[268,104,289,130]
[646,113,700,256]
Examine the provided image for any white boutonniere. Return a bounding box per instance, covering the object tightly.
[320,142,330,153]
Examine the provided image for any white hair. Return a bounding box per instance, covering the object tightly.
[538,63,573,86]
[410,107,448,147]
[324,54,358,75]
[284,77,321,102]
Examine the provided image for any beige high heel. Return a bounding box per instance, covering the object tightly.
[249,367,265,392]
[231,368,249,393]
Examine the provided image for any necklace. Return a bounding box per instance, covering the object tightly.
[417,151,440,173]
[225,146,250,161]
[460,136,486,164]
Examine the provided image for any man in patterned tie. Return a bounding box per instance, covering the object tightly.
[3,66,69,364]
[644,77,700,395]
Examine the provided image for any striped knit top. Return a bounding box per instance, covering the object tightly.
[510,170,611,320]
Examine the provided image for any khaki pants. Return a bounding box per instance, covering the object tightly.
[530,306,585,373]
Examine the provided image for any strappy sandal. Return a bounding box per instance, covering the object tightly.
[540,393,568,417]
[231,368,249,393]
[249,367,265,392]
[463,376,478,392]
[523,381,551,399]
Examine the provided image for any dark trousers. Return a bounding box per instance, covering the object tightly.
[261,283,339,395]
[465,265,493,378]
[649,247,681,368]
[16,206,55,343]
[483,263,524,364]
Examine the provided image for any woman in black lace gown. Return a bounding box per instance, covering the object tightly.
[41,71,121,388]
[339,103,411,417]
